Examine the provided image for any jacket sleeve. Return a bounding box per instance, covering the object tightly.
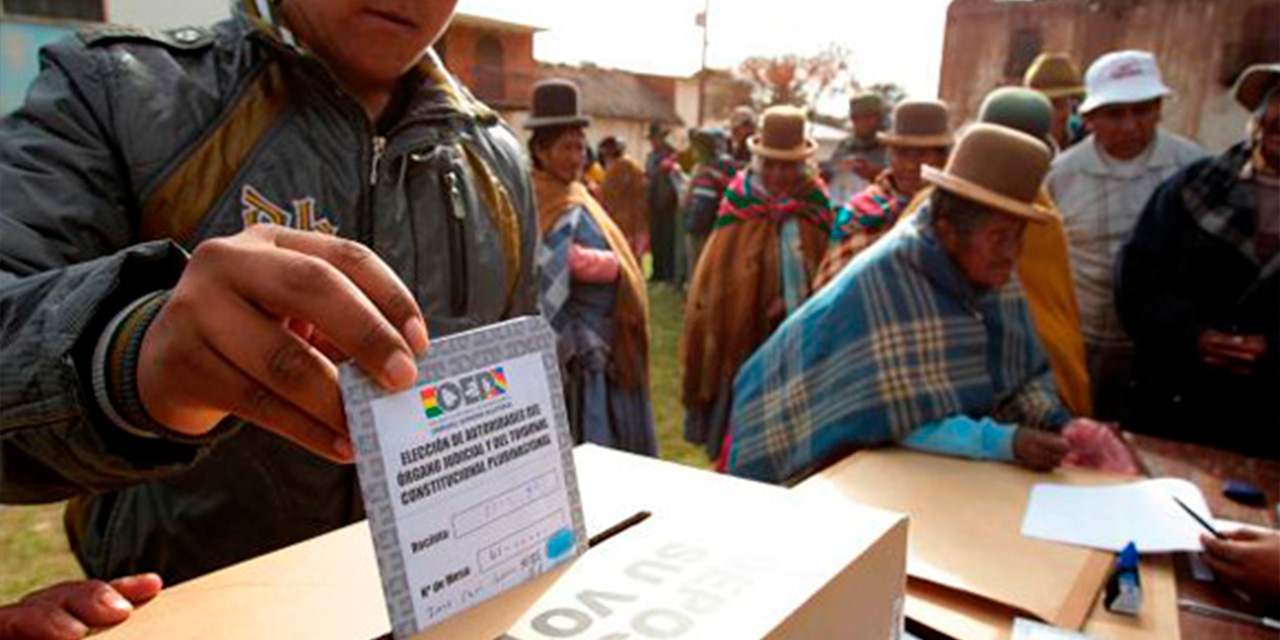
[483,119,540,317]
[1116,167,1203,365]
[900,415,1018,462]
[0,40,216,503]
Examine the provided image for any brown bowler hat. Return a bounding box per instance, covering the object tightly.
[524,79,591,130]
[1024,53,1085,99]
[921,124,1053,223]
[1234,62,1280,112]
[749,105,818,161]
[877,100,954,148]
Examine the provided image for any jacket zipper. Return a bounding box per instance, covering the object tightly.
[441,167,469,315]
[370,136,387,186]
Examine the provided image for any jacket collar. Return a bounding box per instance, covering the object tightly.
[1079,129,1183,178]
[239,0,298,47]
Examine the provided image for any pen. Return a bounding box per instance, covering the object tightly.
[1179,600,1280,630]
[1172,496,1225,540]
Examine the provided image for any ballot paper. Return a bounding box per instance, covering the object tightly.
[341,316,586,639]
[1021,478,1214,553]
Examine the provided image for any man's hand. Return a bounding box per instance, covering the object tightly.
[137,225,429,463]
[1201,528,1280,603]
[0,574,162,640]
[1198,329,1267,375]
[1013,427,1070,472]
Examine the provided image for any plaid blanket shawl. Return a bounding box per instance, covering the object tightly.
[1183,141,1280,278]
[725,204,1069,483]
[534,170,650,391]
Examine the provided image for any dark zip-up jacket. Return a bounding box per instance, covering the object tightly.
[1117,145,1279,457]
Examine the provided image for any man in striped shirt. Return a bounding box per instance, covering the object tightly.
[1047,50,1206,420]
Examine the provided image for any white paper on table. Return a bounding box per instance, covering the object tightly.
[1012,618,1097,640]
[1020,478,1214,553]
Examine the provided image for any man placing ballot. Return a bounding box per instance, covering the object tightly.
[0,0,538,589]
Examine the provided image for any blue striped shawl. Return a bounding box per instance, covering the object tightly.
[726,204,1069,483]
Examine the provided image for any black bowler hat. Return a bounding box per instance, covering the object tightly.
[524,79,591,130]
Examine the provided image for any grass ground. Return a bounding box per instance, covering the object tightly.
[0,503,82,603]
[0,283,704,604]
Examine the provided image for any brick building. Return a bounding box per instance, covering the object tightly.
[939,0,1280,151]
[434,13,541,112]
[431,13,684,155]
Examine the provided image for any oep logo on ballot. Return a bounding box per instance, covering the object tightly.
[420,367,510,420]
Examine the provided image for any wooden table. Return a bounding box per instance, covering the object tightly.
[1128,434,1280,640]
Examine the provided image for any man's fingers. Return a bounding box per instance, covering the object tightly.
[108,574,163,606]
[1202,354,1235,369]
[21,580,131,629]
[0,601,88,640]
[1222,528,1264,542]
[220,243,417,392]
[196,347,353,463]
[1202,335,1265,361]
[1201,535,1245,565]
[308,331,349,364]
[268,227,429,355]
[1201,551,1247,582]
[198,294,345,432]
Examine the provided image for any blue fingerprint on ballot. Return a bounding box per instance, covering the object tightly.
[546,528,575,561]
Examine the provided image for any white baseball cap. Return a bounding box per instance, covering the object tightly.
[1079,50,1172,114]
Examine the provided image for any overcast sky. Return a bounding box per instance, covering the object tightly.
[458,0,954,105]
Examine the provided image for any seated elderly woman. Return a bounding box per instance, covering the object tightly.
[526,80,656,455]
[681,106,834,461]
[725,124,1083,484]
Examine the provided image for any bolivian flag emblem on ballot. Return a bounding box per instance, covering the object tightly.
[421,386,444,419]
[419,367,510,420]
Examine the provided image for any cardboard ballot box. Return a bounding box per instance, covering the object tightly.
[98,445,908,640]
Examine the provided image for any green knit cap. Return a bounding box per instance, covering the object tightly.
[978,87,1054,145]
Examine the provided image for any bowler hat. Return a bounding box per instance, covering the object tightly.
[921,124,1053,223]
[978,87,1054,149]
[748,106,817,161]
[1234,62,1280,112]
[525,79,590,130]
[877,100,954,148]
[1024,53,1085,99]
